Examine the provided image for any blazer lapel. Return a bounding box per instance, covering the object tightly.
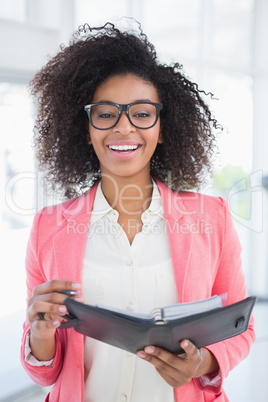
[157,181,193,302]
[53,184,98,284]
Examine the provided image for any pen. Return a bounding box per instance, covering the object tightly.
[56,290,77,296]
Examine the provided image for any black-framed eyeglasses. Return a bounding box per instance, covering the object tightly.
[84,101,163,130]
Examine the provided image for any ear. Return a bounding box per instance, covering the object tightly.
[158,131,163,144]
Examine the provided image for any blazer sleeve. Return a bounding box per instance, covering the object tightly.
[20,209,64,387]
[194,197,255,394]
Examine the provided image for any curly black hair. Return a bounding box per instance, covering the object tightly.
[30,20,221,199]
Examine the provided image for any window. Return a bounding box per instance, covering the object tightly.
[0,82,37,399]
[0,0,27,22]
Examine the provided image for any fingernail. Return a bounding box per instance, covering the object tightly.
[72,282,81,289]
[145,346,155,354]
[137,351,146,359]
[74,297,84,303]
[183,341,189,348]
[58,306,67,314]
[53,320,60,326]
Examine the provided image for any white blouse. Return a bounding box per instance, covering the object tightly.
[82,181,178,402]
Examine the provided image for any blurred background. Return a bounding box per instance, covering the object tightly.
[0,0,267,400]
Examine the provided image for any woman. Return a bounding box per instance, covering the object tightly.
[20,21,255,401]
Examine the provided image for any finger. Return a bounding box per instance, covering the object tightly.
[137,343,198,370]
[137,346,180,371]
[179,340,199,359]
[37,311,63,322]
[139,346,180,367]
[28,299,68,321]
[27,292,72,316]
[32,280,81,296]
[30,292,70,306]
[31,316,61,338]
[35,292,84,306]
[137,347,186,385]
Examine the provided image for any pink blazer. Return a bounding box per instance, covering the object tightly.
[20,181,255,402]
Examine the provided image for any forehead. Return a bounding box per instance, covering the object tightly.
[92,74,159,103]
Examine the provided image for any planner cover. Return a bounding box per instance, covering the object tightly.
[60,295,256,354]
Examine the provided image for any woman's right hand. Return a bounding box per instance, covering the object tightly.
[27,280,82,360]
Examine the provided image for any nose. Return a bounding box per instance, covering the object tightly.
[112,111,136,135]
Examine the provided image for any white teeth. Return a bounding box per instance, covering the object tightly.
[109,145,139,151]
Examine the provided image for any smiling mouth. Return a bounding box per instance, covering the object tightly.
[108,144,140,153]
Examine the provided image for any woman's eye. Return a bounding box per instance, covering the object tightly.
[132,110,151,119]
[133,112,150,118]
[92,104,118,120]
[98,113,115,119]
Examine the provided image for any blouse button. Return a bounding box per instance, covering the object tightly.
[121,394,127,402]
[142,223,150,234]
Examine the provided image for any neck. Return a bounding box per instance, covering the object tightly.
[100,174,153,217]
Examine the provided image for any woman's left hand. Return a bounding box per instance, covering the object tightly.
[137,340,219,388]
